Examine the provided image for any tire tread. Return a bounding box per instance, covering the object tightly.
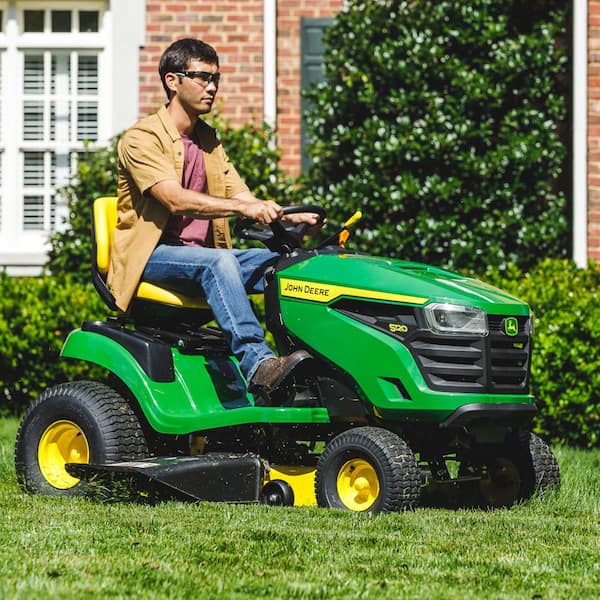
[315,426,420,513]
[15,380,149,495]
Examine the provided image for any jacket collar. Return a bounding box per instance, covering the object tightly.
[157,104,213,147]
[157,104,184,143]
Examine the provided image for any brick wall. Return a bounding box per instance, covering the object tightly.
[139,1,343,178]
[140,1,266,125]
[590,1,600,261]
[276,0,344,175]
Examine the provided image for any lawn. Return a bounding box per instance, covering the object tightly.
[0,417,598,599]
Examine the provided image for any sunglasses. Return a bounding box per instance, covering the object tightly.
[174,71,221,86]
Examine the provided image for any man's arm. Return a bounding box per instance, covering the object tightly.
[149,180,284,224]
[232,190,322,228]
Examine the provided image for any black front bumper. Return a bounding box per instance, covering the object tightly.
[440,402,537,429]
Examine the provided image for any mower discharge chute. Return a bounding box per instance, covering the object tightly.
[14,197,560,512]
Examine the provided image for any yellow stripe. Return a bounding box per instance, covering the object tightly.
[279,277,427,305]
[137,282,209,309]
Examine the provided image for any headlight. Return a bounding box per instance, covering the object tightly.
[423,303,488,335]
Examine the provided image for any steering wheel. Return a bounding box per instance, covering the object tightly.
[234,205,327,254]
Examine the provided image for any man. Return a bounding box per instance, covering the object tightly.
[108,38,319,395]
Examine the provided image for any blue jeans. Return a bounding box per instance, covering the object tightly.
[142,244,280,381]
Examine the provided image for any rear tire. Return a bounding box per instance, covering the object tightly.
[15,381,148,497]
[315,427,420,513]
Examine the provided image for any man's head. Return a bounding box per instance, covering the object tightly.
[159,38,220,102]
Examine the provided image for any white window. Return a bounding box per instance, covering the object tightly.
[0,2,108,274]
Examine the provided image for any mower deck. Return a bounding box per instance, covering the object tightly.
[66,454,264,504]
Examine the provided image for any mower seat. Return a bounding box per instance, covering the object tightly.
[92,196,210,317]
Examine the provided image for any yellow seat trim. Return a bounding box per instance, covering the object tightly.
[136,281,209,309]
[93,196,209,310]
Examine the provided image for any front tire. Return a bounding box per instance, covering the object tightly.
[15,381,149,497]
[315,427,420,513]
[466,432,560,508]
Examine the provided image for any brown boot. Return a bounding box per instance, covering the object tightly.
[248,350,312,393]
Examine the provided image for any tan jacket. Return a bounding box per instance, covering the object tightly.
[108,105,249,311]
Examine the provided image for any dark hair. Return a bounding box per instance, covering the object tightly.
[158,38,219,99]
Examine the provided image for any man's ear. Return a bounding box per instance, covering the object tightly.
[165,72,179,95]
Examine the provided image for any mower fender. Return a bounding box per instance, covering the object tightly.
[61,328,207,433]
[60,328,330,434]
[61,327,161,412]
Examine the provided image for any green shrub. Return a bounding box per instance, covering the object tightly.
[302,0,569,272]
[0,274,106,415]
[481,259,600,448]
[207,112,295,201]
[1,261,597,447]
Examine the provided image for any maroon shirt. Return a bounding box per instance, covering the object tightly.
[161,131,211,246]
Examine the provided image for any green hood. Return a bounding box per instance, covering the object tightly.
[279,253,529,316]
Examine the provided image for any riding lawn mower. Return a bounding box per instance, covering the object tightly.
[14,197,560,512]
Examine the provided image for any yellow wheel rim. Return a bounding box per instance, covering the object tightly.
[38,420,90,489]
[336,458,380,511]
[480,458,521,506]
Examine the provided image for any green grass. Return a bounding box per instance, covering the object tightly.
[0,417,598,599]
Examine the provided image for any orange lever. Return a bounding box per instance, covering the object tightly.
[339,230,350,248]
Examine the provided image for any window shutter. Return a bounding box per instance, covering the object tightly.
[77,55,98,141]
[300,17,333,172]
[78,55,98,94]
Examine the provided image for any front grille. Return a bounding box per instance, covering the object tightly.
[333,300,531,395]
[487,315,531,392]
[409,335,485,390]
[406,315,531,393]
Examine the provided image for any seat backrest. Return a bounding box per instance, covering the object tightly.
[91,196,119,310]
[91,196,211,316]
[93,196,118,278]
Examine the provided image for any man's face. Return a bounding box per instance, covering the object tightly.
[170,59,220,115]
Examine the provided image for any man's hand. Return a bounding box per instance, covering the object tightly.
[234,192,325,235]
[239,199,284,224]
[282,211,325,236]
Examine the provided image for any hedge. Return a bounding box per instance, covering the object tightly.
[1,260,598,448]
[481,259,600,448]
[301,0,569,273]
[0,274,107,415]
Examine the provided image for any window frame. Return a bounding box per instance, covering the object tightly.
[0,0,108,273]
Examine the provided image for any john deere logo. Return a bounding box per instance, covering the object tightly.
[504,317,519,336]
